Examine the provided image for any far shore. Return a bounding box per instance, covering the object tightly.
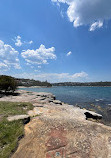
[18,85,111,88]
[18,86,51,88]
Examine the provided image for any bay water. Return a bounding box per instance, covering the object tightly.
[20,86,111,125]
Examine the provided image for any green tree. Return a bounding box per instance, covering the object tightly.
[0,75,17,93]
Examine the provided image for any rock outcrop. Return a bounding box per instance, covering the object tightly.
[7,115,30,124]
[12,105,111,158]
[0,90,111,158]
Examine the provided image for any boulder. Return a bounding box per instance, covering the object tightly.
[84,111,102,120]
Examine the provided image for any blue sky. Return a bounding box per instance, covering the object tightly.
[0,0,111,82]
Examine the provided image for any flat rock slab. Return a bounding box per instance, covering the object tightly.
[2,90,111,158]
[7,115,30,121]
[36,92,55,99]
[11,103,111,158]
[12,115,111,158]
[0,90,56,104]
[28,108,43,117]
[33,103,44,107]
[72,107,102,120]
[52,100,62,105]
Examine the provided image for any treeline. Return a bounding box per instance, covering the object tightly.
[0,75,111,91]
[16,78,52,87]
[0,75,52,94]
[52,82,111,87]
[0,75,17,93]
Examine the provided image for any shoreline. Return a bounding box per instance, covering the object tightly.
[1,90,111,158]
[0,89,108,125]
[1,89,111,126]
[0,90,103,120]
[18,86,50,88]
[18,85,111,88]
[17,88,111,127]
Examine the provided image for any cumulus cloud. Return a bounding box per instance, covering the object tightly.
[13,71,88,82]
[21,44,56,65]
[15,36,33,47]
[0,40,20,70]
[66,51,72,56]
[52,0,111,31]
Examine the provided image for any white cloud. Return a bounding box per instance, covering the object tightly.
[52,0,111,31]
[28,40,33,44]
[89,21,103,31]
[71,71,88,78]
[21,44,56,65]
[15,36,22,47]
[0,62,8,69]
[13,71,88,82]
[15,36,33,47]
[0,40,20,70]
[66,51,72,56]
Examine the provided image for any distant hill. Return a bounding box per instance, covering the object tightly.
[52,82,111,87]
[15,78,52,87]
[1,75,111,87]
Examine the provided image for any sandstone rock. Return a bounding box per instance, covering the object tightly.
[52,100,62,105]
[0,90,55,104]
[7,115,30,124]
[11,104,111,158]
[27,110,35,117]
[36,92,55,99]
[1,90,111,157]
[78,108,102,120]
[36,96,46,100]
[12,116,111,158]
[28,108,43,117]
[84,111,102,120]
[33,103,44,107]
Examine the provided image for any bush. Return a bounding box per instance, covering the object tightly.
[0,75,17,93]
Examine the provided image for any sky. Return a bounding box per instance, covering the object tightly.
[0,0,111,83]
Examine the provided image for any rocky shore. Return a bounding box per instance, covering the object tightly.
[1,90,111,158]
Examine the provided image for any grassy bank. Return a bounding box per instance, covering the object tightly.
[0,101,33,158]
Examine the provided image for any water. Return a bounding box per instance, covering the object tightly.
[19,86,111,107]
[20,86,111,125]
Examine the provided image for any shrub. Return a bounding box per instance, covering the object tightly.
[0,75,17,93]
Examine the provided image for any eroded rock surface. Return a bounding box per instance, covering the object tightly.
[12,112,111,158]
[11,103,111,157]
[0,90,55,104]
[0,90,111,158]
[7,115,30,124]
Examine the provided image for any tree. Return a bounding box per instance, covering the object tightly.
[0,75,17,93]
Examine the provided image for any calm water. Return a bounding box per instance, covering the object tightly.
[20,86,111,108]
